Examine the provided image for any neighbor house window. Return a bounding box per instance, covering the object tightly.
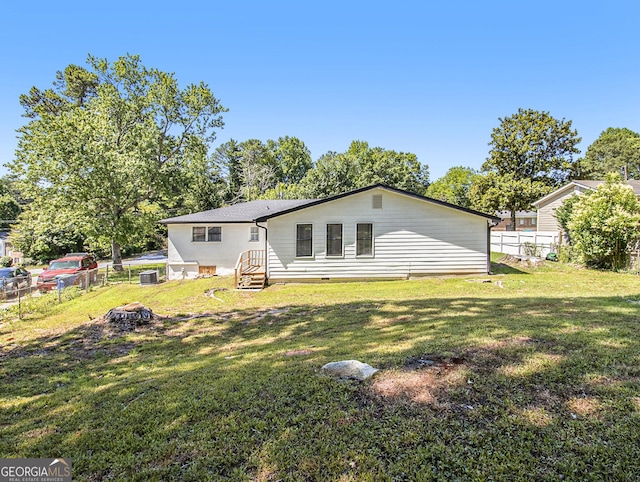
[326,224,343,257]
[208,226,222,242]
[192,227,206,242]
[296,224,313,257]
[192,226,222,242]
[356,223,373,256]
[519,219,525,226]
[250,226,260,242]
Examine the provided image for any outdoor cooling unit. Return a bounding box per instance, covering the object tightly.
[139,270,159,286]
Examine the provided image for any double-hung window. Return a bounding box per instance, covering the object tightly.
[296,224,313,257]
[192,227,206,242]
[356,223,373,256]
[192,226,222,242]
[326,224,343,257]
[250,226,260,242]
[208,226,222,242]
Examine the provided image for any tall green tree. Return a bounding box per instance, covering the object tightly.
[10,54,226,267]
[426,166,478,208]
[580,127,640,180]
[266,136,312,184]
[567,175,640,270]
[299,141,429,198]
[214,139,243,203]
[10,204,87,263]
[0,176,23,230]
[474,108,581,229]
[236,139,276,201]
[299,151,358,198]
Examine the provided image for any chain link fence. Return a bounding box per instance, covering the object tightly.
[1,263,167,319]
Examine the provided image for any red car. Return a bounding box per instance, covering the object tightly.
[36,253,98,291]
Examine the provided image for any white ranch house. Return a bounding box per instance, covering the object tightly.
[160,185,500,288]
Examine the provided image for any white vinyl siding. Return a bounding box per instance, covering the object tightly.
[266,188,489,280]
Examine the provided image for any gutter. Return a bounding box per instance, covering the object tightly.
[255,221,268,281]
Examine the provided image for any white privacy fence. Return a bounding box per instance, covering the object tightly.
[491,231,560,256]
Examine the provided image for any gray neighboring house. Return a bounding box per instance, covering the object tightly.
[160,184,500,287]
[532,180,640,234]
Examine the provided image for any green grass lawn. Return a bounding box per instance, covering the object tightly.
[1,259,640,480]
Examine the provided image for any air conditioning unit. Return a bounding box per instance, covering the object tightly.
[139,270,159,286]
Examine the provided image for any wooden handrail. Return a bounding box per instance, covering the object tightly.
[235,250,265,288]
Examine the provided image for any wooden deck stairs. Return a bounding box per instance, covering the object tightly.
[235,250,266,290]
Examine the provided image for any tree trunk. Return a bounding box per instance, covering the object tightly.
[112,241,124,272]
[509,209,517,232]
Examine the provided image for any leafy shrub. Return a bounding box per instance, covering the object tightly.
[552,243,574,263]
[522,242,541,257]
[568,177,640,270]
[0,256,13,267]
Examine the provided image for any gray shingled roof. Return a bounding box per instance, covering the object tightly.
[159,199,316,224]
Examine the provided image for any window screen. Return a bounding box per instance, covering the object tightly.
[356,223,373,256]
[208,226,222,242]
[326,224,343,257]
[192,227,206,242]
[296,224,313,257]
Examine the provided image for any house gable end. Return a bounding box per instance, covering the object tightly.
[255,184,500,223]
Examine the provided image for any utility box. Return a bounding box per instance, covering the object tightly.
[139,270,159,286]
[56,274,77,290]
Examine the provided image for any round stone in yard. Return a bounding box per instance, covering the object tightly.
[321,360,378,380]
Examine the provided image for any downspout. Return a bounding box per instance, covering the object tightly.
[487,218,499,274]
[255,221,268,281]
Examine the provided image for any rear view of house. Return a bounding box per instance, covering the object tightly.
[160,184,500,286]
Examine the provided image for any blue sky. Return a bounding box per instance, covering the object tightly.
[1,1,639,181]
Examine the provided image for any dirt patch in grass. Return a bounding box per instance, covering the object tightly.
[0,314,167,362]
[370,364,467,407]
[284,349,314,356]
[368,354,469,409]
[366,337,563,411]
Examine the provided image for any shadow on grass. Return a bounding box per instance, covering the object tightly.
[490,261,528,275]
[2,293,640,480]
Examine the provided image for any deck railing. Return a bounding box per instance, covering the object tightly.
[234,250,265,288]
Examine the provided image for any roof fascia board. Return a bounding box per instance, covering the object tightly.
[532,181,597,207]
[159,220,256,225]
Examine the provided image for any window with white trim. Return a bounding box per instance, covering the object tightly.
[296,224,313,257]
[326,224,343,257]
[192,226,222,242]
[208,226,222,242]
[192,227,206,242]
[356,223,373,256]
[250,226,260,242]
